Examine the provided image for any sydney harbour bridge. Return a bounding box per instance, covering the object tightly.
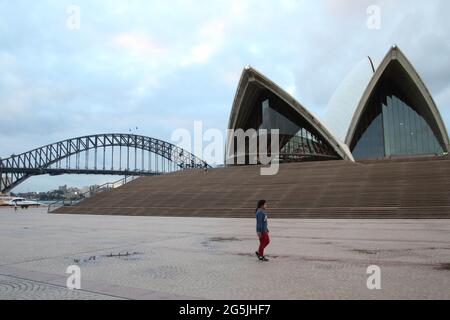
[0,133,211,194]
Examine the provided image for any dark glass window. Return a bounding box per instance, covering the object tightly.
[233,92,340,163]
[352,102,384,159]
[351,83,444,159]
[259,98,339,162]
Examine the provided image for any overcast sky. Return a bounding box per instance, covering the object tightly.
[1,0,449,192]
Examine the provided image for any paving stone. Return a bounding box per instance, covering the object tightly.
[0,208,449,299]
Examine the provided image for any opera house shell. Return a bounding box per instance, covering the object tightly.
[226,46,449,163]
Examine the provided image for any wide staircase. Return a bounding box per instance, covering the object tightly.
[54,156,450,219]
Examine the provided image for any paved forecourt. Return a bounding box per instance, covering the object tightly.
[0,207,449,300]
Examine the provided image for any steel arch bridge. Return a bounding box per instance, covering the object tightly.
[0,133,211,193]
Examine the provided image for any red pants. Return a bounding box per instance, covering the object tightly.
[258,232,270,256]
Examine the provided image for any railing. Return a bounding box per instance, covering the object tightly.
[47,176,138,213]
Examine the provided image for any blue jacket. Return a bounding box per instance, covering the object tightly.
[256,209,268,233]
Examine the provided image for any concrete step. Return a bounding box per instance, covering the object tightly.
[55,157,450,219]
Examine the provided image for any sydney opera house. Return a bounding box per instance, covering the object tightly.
[227,45,448,164]
[57,46,450,219]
